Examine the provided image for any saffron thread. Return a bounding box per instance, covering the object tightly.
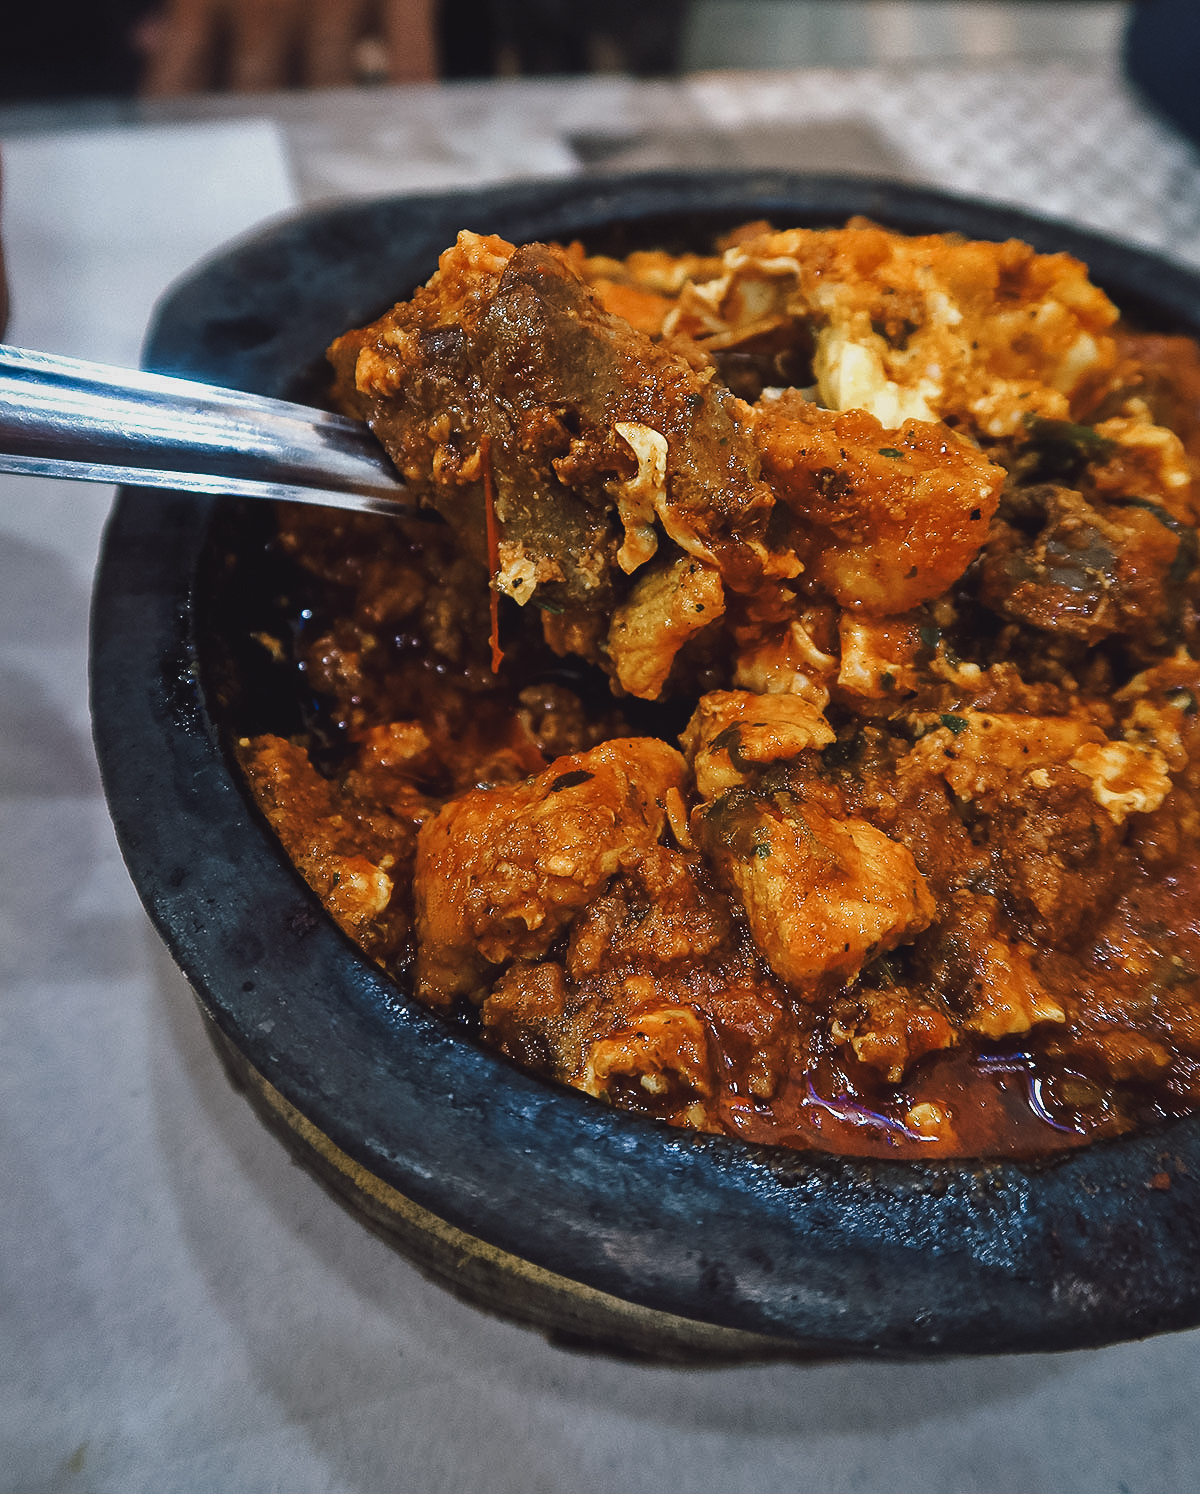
[480,435,503,673]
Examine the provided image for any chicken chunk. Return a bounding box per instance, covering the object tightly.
[830,986,958,1082]
[906,709,1169,826]
[237,736,407,947]
[577,1001,717,1128]
[605,555,725,699]
[479,847,778,1131]
[414,738,687,1004]
[753,392,1004,613]
[836,615,924,699]
[680,688,834,798]
[692,785,935,987]
[915,890,1067,1038]
[901,711,1166,943]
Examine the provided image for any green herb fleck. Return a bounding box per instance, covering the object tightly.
[940,713,969,735]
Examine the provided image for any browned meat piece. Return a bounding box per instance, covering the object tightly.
[979,480,1198,652]
[680,688,834,798]
[829,986,958,1082]
[484,958,725,1133]
[329,231,796,695]
[237,735,423,961]
[414,737,688,1005]
[565,844,735,979]
[752,392,1004,613]
[913,890,1066,1038]
[605,554,726,699]
[1091,329,1200,476]
[1089,408,1196,524]
[691,782,935,988]
[481,846,794,1131]
[902,710,1168,942]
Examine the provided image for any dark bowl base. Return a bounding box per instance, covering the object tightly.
[198,997,807,1367]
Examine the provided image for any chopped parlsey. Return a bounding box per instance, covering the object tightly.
[238,218,1200,1159]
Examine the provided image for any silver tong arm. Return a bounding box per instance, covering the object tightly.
[0,343,410,516]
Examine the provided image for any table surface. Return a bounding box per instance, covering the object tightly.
[5,62,1200,1494]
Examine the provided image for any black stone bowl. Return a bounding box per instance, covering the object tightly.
[90,173,1200,1363]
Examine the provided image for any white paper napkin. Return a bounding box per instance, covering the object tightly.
[0,117,298,572]
[1,117,297,366]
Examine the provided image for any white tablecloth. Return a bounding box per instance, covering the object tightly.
[5,66,1200,1493]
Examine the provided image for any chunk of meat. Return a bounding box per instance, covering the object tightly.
[414,738,687,1004]
[692,785,935,987]
[565,845,734,978]
[830,986,957,1082]
[730,603,839,707]
[1091,329,1200,477]
[1089,406,1196,523]
[606,555,725,699]
[753,392,1003,612]
[680,688,834,798]
[329,231,796,653]
[577,1000,717,1128]
[901,711,1165,942]
[237,735,411,945]
[915,890,1067,1038]
[836,615,924,699]
[906,710,1169,826]
[979,479,1198,651]
[1116,652,1200,775]
[480,846,785,1131]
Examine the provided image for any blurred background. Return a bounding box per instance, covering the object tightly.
[685,1,1128,69]
[0,0,1140,101]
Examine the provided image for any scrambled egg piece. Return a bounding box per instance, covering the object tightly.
[663,221,1120,437]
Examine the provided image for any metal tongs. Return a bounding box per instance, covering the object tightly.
[0,343,409,516]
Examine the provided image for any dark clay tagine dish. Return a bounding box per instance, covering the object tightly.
[90,172,1200,1363]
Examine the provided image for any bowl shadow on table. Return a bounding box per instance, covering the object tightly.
[145,930,1072,1452]
[0,530,97,796]
[0,529,139,988]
